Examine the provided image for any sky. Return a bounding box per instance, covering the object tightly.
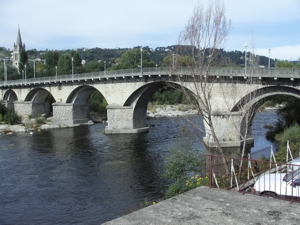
[1,0,300,61]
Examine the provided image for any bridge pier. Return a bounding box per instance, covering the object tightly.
[13,101,51,119]
[51,102,90,125]
[105,104,149,134]
[203,112,254,155]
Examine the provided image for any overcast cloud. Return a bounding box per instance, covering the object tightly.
[1,0,299,60]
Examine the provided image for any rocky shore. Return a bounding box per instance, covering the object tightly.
[0,104,198,134]
[147,104,198,118]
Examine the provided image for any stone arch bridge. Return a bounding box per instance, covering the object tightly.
[1,67,300,150]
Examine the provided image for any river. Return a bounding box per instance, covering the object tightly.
[0,110,277,224]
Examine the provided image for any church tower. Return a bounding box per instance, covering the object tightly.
[12,26,26,69]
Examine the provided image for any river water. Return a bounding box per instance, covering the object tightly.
[0,110,277,224]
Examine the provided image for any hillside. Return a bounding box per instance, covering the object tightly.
[1,45,276,68]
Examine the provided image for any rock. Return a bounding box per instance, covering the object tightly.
[8,125,26,132]
[0,125,8,132]
[40,124,60,130]
[87,120,94,125]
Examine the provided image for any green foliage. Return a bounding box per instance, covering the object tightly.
[35,117,45,125]
[113,48,155,70]
[3,111,21,125]
[57,53,72,75]
[70,50,84,74]
[85,61,104,73]
[164,179,190,199]
[45,51,60,69]
[274,124,300,162]
[0,100,7,115]
[163,137,200,180]
[275,60,294,68]
[151,88,187,105]
[88,91,107,114]
[266,96,300,141]
[18,49,28,73]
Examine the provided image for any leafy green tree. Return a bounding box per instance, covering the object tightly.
[88,91,107,114]
[0,63,19,80]
[57,53,72,75]
[18,49,28,74]
[84,61,104,73]
[266,95,300,141]
[45,51,60,69]
[113,48,155,70]
[296,58,300,69]
[275,60,294,68]
[70,50,84,74]
[44,50,60,76]
[35,61,47,77]
[163,55,194,67]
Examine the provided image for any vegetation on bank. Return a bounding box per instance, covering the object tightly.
[161,136,203,199]
[0,101,21,125]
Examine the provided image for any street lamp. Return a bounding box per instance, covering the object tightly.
[71,57,74,80]
[156,64,157,71]
[55,66,57,80]
[140,47,143,74]
[173,53,175,68]
[24,64,27,83]
[33,60,36,79]
[244,43,247,75]
[1,59,8,84]
[268,49,271,75]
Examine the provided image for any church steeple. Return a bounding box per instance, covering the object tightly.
[12,25,26,69]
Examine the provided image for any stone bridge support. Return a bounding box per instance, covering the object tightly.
[51,102,90,125]
[203,112,254,153]
[14,101,51,119]
[105,104,149,134]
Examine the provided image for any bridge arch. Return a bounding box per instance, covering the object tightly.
[106,81,197,131]
[3,89,18,111]
[52,85,107,125]
[230,85,300,146]
[25,88,56,117]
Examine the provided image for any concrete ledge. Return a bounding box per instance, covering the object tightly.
[104,127,149,134]
[104,186,300,224]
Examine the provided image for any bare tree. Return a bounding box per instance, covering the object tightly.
[172,0,231,173]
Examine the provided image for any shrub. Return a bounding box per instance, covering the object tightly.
[3,111,21,125]
[0,100,6,115]
[35,117,45,125]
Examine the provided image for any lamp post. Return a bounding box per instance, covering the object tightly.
[33,60,36,79]
[71,57,74,80]
[24,64,27,83]
[173,53,175,68]
[104,61,106,75]
[244,43,247,75]
[140,47,143,74]
[55,66,57,80]
[268,49,271,75]
[156,64,157,71]
[2,59,7,84]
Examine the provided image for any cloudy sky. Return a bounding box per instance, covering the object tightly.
[1,0,299,60]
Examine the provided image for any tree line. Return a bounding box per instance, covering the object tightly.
[2,45,300,82]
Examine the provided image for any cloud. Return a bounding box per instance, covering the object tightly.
[1,0,299,61]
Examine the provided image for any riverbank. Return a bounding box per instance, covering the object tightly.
[0,117,94,134]
[147,104,198,118]
[0,105,276,134]
[0,104,198,134]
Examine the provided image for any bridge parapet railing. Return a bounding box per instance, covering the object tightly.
[1,67,300,87]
